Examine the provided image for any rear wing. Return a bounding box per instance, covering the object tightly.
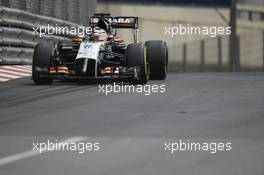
[90,16,138,29]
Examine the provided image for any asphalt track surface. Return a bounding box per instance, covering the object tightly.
[0,73,264,175]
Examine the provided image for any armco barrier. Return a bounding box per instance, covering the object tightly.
[0,7,83,65]
[0,47,33,64]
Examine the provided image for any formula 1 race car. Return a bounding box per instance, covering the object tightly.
[32,13,168,85]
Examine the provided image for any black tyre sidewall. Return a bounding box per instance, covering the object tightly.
[32,42,53,84]
[126,43,149,84]
[145,40,168,80]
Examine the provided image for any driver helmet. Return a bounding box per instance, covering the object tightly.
[92,29,108,41]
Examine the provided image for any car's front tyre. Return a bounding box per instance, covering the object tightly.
[145,40,168,80]
[32,42,54,85]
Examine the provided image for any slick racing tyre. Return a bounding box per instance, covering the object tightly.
[126,43,149,84]
[32,42,54,85]
[145,40,168,80]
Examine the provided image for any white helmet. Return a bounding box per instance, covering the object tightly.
[93,29,108,41]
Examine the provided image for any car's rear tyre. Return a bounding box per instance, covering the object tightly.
[32,42,53,85]
[126,43,149,84]
[145,40,168,80]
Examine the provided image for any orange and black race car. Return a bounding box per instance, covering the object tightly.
[32,13,168,84]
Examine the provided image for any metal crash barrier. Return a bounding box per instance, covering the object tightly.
[0,7,84,65]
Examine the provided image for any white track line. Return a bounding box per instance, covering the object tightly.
[0,137,86,166]
[0,74,22,79]
[0,77,10,82]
